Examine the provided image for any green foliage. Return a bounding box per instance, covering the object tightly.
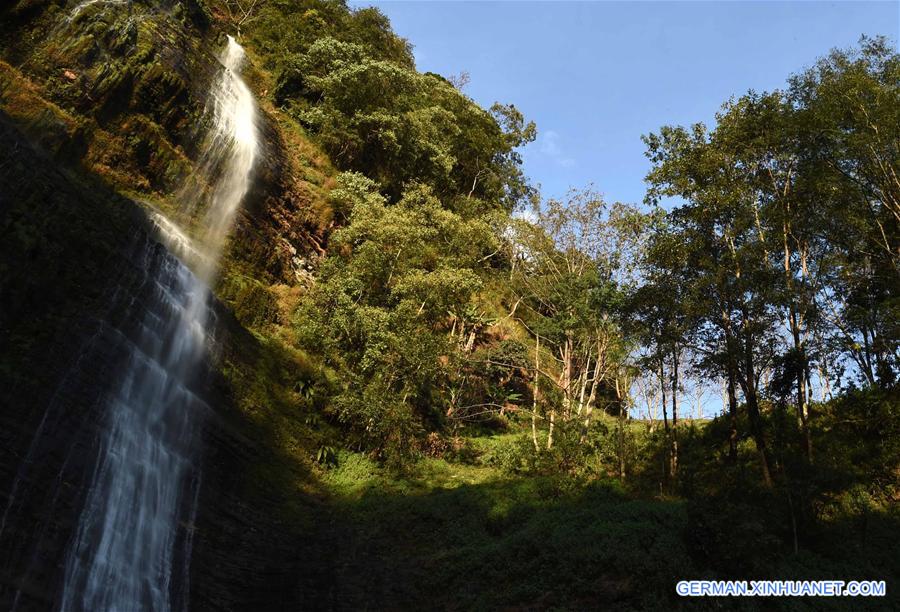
[815,387,900,488]
[687,487,787,575]
[325,470,691,610]
[248,1,414,71]
[297,182,499,464]
[470,433,535,473]
[453,338,531,423]
[331,374,423,469]
[643,36,899,399]
[325,170,382,222]
[315,444,338,467]
[264,15,535,207]
[789,36,900,387]
[219,274,280,328]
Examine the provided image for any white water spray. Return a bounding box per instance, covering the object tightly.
[67,0,128,22]
[58,36,258,611]
[148,210,210,271]
[198,36,258,272]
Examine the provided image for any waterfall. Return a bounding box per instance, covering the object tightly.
[58,36,257,612]
[197,36,258,276]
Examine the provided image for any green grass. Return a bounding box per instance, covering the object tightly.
[322,449,504,498]
[315,453,691,610]
[298,410,900,610]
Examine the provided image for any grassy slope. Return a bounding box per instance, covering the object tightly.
[305,418,899,610]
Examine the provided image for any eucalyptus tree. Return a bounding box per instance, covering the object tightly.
[644,122,781,486]
[789,36,899,388]
[508,188,644,450]
[627,220,692,479]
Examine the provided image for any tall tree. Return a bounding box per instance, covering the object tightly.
[508,189,643,449]
[790,36,899,388]
[644,122,781,486]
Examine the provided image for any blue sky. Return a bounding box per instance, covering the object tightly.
[349,1,899,208]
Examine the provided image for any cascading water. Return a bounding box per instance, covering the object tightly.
[197,37,259,268]
[58,35,257,611]
[67,0,128,22]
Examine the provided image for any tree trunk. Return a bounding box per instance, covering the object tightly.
[797,241,813,463]
[582,340,605,440]
[576,355,590,418]
[817,362,832,402]
[721,305,740,465]
[546,409,556,450]
[465,329,477,353]
[727,360,739,464]
[745,385,773,487]
[670,346,679,478]
[615,375,628,480]
[741,327,773,488]
[559,336,573,421]
[532,335,540,451]
[861,324,877,385]
[777,174,812,463]
[659,357,671,482]
[785,242,812,462]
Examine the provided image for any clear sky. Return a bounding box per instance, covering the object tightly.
[348,1,899,208]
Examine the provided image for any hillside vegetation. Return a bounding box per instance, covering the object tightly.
[0,1,897,609]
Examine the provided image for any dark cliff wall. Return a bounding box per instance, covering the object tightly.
[0,2,340,608]
[0,113,154,608]
[0,111,332,609]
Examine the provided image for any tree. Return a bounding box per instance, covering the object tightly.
[220,0,269,35]
[627,221,691,480]
[789,36,899,389]
[644,122,781,486]
[297,182,495,464]
[508,188,645,450]
[272,38,535,208]
[711,91,821,462]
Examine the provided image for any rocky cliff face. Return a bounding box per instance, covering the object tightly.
[0,2,334,608]
[0,114,151,609]
[0,112,331,610]
[0,0,330,286]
